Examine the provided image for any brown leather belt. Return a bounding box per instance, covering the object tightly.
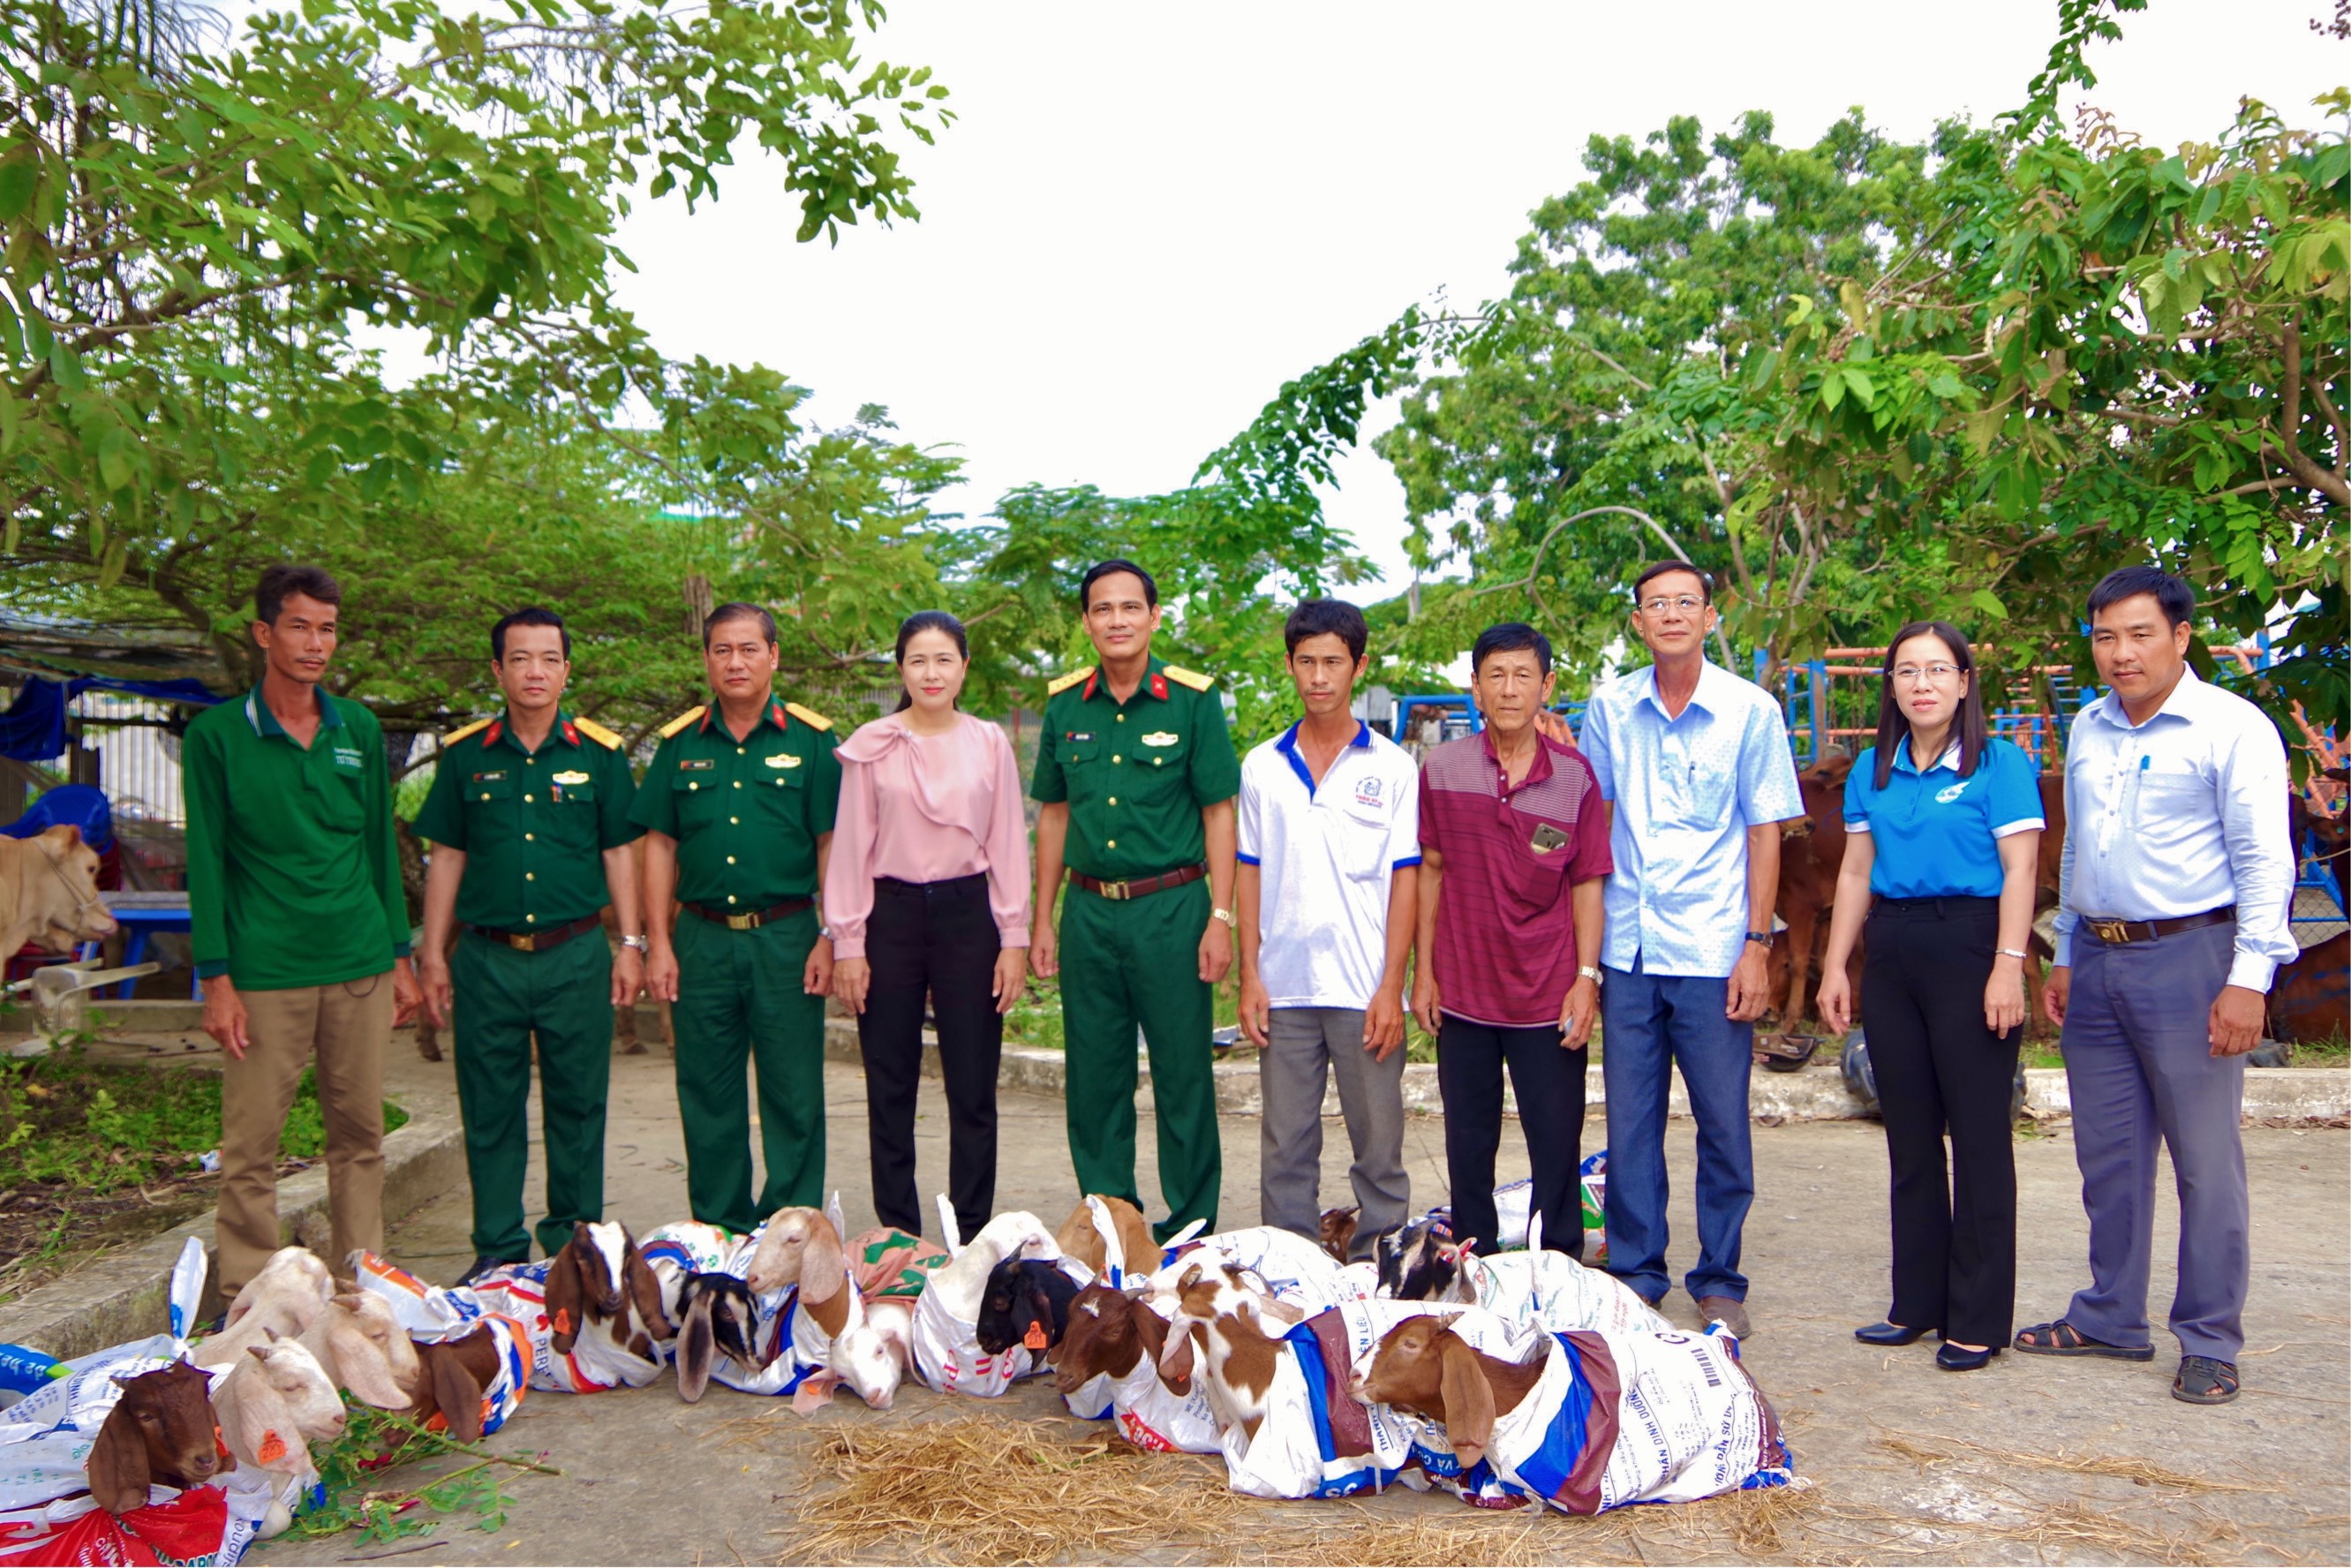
[689,897,813,931]
[1069,863,1208,901]
[466,915,601,954]
[2082,905,2235,946]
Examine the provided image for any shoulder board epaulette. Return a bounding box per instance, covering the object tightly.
[1046,667,1094,697]
[658,705,707,741]
[784,701,833,733]
[572,716,623,750]
[439,717,491,747]
[1162,665,1215,692]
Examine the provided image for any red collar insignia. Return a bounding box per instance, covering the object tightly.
[771,700,787,729]
[697,707,714,735]
[560,720,579,747]
[484,719,503,748]
[1081,670,1099,700]
[1149,672,1168,701]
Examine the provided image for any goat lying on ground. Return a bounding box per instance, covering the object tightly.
[297,1287,419,1409]
[1351,1309,1795,1511]
[544,1220,671,1364]
[672,1271,759,1404]
[402,1325,509,1444]
[910,1205,1061,1397]
[193,1247,335,1369]
[1048,1283,1220,1454]
[1374,1215,1463,1302]
[213,1336,345,1538]
[1054,1195,1157,1278]
[976,1258,1082,1360]
[85,1361,228,1516]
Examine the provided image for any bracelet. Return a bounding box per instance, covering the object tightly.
[1995,947,2029,961]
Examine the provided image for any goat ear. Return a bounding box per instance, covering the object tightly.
[87,1410,150,1515]
[332,1323,411,1410]
[624,1246,671,1340]
[675,1293,714,1405]
[789,1370,841,1414]
[544,1246,584,1354]
[1157,1317,1197,1389]
[429,1352,486,1444]
[232,1376,287,1469]
[1438,1337,1496,1471]
[800,1217,847,1307]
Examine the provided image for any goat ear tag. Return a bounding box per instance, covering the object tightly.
[1023,1322,1049,1351]
[551,1308,572,1337]
[258,1429,288,1465]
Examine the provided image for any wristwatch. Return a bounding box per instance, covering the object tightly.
[1744,930,1773,949]
[619,934,648,954]
[1210,907,1237,930]
[1995,947,2030,960]
[1578,965,1603,984]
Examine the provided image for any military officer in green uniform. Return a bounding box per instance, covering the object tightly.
[1030,559,1240,1241]
[633,602,841,1236]
[413,607,645,1285]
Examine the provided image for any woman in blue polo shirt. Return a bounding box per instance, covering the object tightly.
[1818,621,2044,1371]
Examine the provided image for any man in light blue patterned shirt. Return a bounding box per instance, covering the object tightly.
[1579,562,1803,1337]
[2016,567,2296,1408]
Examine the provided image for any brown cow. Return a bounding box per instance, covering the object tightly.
[0,824,117,961]
[1774,751,1853,1027]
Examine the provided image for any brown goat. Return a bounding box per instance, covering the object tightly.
[1317,1207,1360,1266]
[1049,1284,1190,1398]
[1054,1195,1159,1279]
[1349,1314,1545,1470]
[87,1361,230,1515]
[404,1327,505,1444]
[541,1220,671,1360]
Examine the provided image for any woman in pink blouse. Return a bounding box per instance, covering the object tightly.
[827,611,1032,1240]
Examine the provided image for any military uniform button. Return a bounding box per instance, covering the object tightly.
[524,833,534,841]
[729,816,739,825]
[525,913,537,923]
[1107,839,1117,848]
[733,780,742,789]
[727,895,738,905]
[727,856,736,864]
[1108,796,1118,806]
[689,781,698,791]
[525,872,535,881]
[1112,755,1121,764]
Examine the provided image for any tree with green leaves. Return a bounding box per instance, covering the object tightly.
[0,0,952,727]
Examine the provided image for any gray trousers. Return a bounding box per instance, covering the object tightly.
[1259,1006,1408,1256]
[2061,919,2249,1360]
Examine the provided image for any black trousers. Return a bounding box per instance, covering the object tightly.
[1862,896,2019,1347]
[1436,1016,1586,1260]
[857,874,1002,1241]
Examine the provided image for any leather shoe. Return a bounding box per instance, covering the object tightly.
[455,1255,528,1288]
[1936,1342,2000,1371]
[1695,1296,1753,1338]
[1855,1321,1934,1346]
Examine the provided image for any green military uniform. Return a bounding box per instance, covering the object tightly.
[1031,656,1240,1240]
[629,695,840,1236]
[412,710,641,1261]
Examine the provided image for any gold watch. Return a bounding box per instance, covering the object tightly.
[1210,907,1236,930]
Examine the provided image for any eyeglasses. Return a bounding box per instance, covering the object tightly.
[1638,596,1706,615]
[1892,663,1962,684]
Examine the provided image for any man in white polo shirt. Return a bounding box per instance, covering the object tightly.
[1237,599,1420,1256]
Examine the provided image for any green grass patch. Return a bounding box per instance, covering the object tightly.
[0,1044,408,1195]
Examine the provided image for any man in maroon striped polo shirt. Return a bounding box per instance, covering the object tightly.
[1411,622,1612,1259]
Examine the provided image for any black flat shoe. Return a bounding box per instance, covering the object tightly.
[455,1255,529,1288]
[1855,1321,1935,1346]
[1937,1342,2000,1371]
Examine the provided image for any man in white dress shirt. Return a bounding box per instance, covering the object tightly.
[2019,567,2296,1406]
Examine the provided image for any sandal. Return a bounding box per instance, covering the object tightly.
[2012,1319,2154,1361]
[2174,1355,2241,1404]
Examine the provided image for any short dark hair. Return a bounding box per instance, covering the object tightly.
[1631,560,1714,606]
[1079,558,1157,612]
[1471,622,1553,677]
[254,563,342,626]
[1283,599,1368,662]
[491,606,570,661]
[2086,566,2194,629]
[893,610,968,713]
[703,601,780,649]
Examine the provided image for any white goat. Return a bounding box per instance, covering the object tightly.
[212,1334,345,1538]
[194,1248,335,1368]
[297,1288,420,1409]
[910,1202,1060,1397]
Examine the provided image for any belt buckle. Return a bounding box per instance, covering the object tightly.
[1101,878,1130,901]
[508,932,537,954]
[2091,919,2130,945]
[726,912,757,931]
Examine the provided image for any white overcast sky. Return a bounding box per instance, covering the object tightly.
[607,1,2344,603]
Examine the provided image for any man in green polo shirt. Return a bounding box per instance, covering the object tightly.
[185,563,421,1297]
[632,602,840,1236]
[1030,558,1240,1240]
[412,607,645,1285]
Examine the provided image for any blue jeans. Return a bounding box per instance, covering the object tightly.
[1600,953,1754,1303]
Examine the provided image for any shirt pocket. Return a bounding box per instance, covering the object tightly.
[1679,764,1736,828]
[2131,768,2212,852]
[1332,803,1393,880]
[1500,818,1574,908]
[754,759,807,830]
[1058,741,1102,800]
[669,766,723,832]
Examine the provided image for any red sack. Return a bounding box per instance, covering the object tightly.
[0,1485,245,1567]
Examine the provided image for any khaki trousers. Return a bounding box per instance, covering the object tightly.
[215,972,393,1293]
